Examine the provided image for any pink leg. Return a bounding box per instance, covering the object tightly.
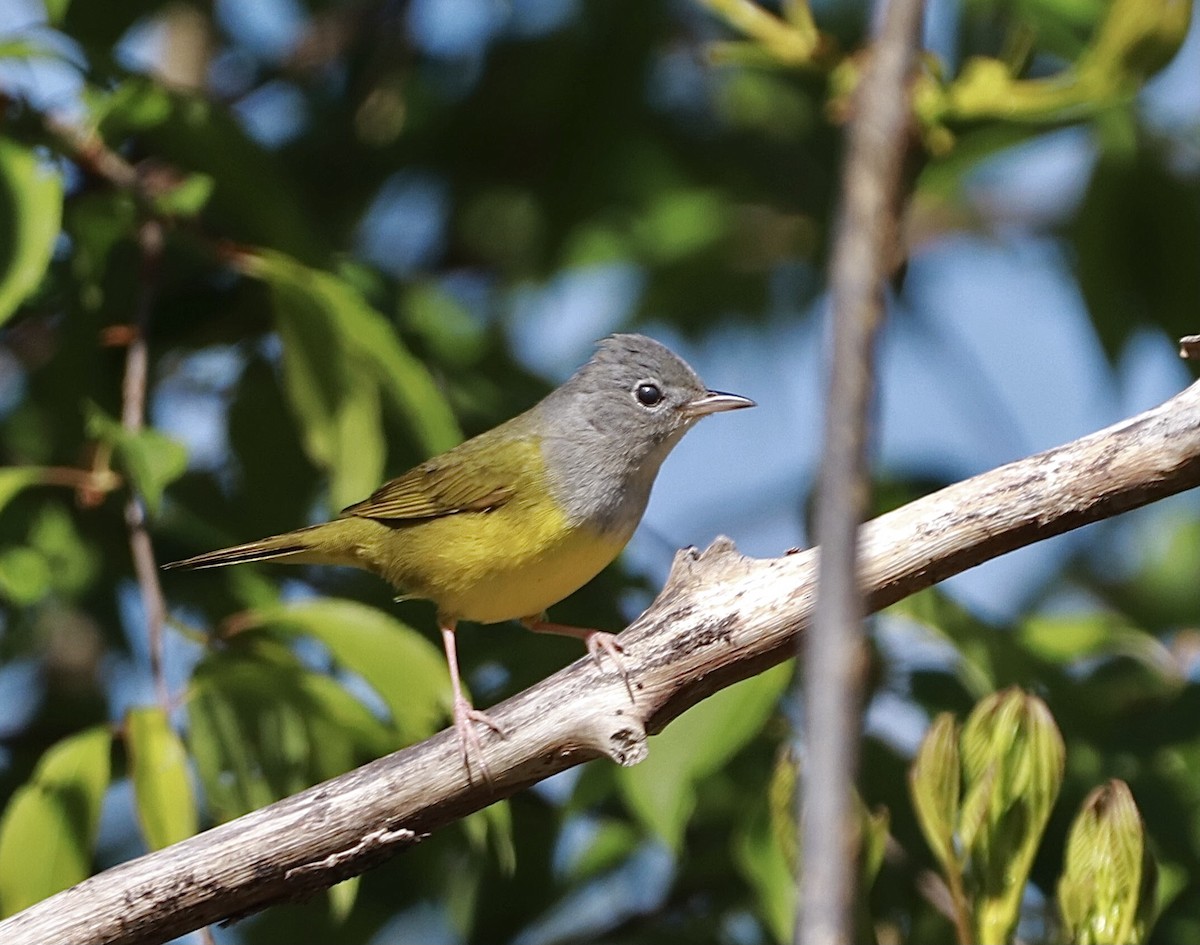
[440,621,504,784]
[522,617,630,683]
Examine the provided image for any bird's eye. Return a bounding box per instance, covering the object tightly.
[635,382,663,407]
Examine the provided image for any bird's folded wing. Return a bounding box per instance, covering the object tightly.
[340,454,515,522]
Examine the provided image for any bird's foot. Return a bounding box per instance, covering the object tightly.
[581,630,628,676]
[452,697,505,785]
[522,618,633,699]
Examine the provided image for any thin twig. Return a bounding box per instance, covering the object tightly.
[44,115,142,194]
[799,0,926,943]
[122,219,170,713]
[19,465,123,493]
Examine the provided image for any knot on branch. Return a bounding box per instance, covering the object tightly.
[660,536,751,599]
[584,708,648,767]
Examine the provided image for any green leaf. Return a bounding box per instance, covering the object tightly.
[89,80,174,135]
[29,503,100,597]
[0,546,52,605]
[1072,146,1200,360]
[126,707,198,850]
[187,643,395,821]
[148,172,215,218]
[43,0,72,25]
[1018,613,1176,679]
[0,37,67,62]
[910,712,962,877]
[767,746,798,871]
[959,688,1065,945]
[402,282,488,366]
[0,138,63,327]
[243,251,461,505]
[735,784,795,945]
[0,468,41,513]
[251,598,450,743]
[0,726,112,915]
[617,661,792,848]
[327,875,360,924]
[1058,779,1157,945]
[633,189,729,264]
[461,801,516,877]
[84,404,188,516]
[66,192,139,302]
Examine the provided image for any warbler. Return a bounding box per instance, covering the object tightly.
[165,334,754,778]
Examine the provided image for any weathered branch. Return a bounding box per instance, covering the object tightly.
[3,377,1200,945]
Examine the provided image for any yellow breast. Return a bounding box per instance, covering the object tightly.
[358,447,634,624]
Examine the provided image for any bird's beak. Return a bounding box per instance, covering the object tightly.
[681,389,756,418]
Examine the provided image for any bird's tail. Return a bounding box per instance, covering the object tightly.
[162,524,333,571]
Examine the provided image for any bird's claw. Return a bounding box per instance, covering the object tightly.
[452,697,506,785]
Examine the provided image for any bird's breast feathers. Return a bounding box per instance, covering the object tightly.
[364,441,637,624]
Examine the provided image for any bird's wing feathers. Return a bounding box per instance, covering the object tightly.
[340,449,517,523]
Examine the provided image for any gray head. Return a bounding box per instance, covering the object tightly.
[538,333,754,530]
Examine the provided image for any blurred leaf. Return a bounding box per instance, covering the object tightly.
[89,80,174,134]
[28,504,99,597]
[402,282,488,366]
[148,172,215,218]
[860,802,891,886]
[632,189,729,264]
[126,706,198,850]
[85,404,188,516]
[0,138,63,327]
[462,802,517,878]
[1081,0,1193,80]
[328,876,360,925]
[561,817,640,884]
[0,726,111,915]
[187,642,395,822]
[1072,145,1200,360]
[459,188,545,273]
[768,745,798,871]
[1018,612,1178,683]
[0,468,41,515]
[735,783,795,944]
[0,37,68,62]
[618,661,792,848]
[90,79,328,262]
[1105,516,1200,630]
[890,590,999,697]
[66,192,138,303]
[910,712,962,877]
[43,0,72,25]
[1058,779,1157,944]
[0,546,52,605]
[251,598,450,743]
[242,251,461,508]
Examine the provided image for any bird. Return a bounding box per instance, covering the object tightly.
[164,333,754,780]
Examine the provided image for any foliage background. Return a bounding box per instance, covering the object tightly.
[0,0,1198,942]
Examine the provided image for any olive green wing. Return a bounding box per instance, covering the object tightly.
[340,443,518,523]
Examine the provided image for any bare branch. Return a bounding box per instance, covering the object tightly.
[122,220,170,712]
[801,0,925,942]
[1,372,1199,945]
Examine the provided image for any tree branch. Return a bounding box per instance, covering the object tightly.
[802,0,925,941]
[3,376,1200,945]
[122,220,171,713]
